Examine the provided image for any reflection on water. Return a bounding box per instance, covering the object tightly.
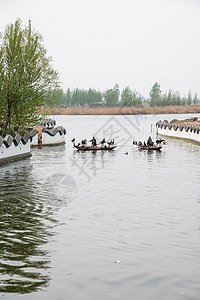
[1,114,200,299]
[0,161,56,294]
[71,149,116,181]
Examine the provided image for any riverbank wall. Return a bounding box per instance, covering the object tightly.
[30,126,66,146]
[156,119,200,144]
[0,119,67,164]
[0,133,32,164]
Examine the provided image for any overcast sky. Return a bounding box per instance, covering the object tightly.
[1,0,200,98]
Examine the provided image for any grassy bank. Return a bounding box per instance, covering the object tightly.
[44,105,200,115]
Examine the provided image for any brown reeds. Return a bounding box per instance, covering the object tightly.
[44,105,200,116]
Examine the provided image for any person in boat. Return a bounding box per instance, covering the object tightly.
[138,141,143,146]
[143,141,147,147]
[147,136,154,146]
[89,137,97,147]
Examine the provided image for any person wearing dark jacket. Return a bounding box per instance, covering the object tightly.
[90,137,97,146]
[147,136,153,146]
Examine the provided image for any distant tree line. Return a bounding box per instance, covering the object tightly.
[47,84,144,107]
[149,82,198,107]
[46,82,199,108]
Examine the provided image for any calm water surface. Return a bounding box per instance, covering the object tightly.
[1,114,200,300]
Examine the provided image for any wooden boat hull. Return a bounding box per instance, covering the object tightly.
[138,145,162,151]
[74,145,117,151]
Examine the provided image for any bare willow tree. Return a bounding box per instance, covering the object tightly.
[0,19,60,136]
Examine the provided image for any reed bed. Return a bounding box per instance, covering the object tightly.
[44,105,200,116]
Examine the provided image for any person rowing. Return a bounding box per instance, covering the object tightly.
[89,137,97,147]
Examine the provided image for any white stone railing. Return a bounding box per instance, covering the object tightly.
[156,120,200,143]
[30,126,66,146]
[0,132,31,164]
[0,125,67,164]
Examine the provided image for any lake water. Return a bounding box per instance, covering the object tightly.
[1,113,200,300]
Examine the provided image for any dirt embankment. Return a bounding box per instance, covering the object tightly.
[44,105,200,115]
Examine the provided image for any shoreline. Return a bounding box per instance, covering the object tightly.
[45,105,200,115]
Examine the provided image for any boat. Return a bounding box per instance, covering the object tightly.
[74,144,117,151]
[138,145,162,151]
